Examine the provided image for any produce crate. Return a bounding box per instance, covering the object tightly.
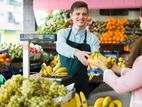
[47,76,74,86]
[53,83,75,106]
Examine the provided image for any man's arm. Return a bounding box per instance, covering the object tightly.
[56,29,77,58]
[87,33,100,52]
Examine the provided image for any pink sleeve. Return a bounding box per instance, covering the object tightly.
[120,68,131,76]
[103,56,142,94]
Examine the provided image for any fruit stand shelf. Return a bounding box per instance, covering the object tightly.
[20,33,56,78]
[100,43,131,52]
[20,33,57,41]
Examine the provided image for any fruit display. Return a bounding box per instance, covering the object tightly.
[0,75,67,107]
[0,42,45,61]
[88,51,107,69]
[40,55,68,77]
[105,57,115,69]
[0,42,23,60]
[37,10,69,35]
[93,21,106,38]
[85,17,95,32]
[117,57,126,68]
[0,53,11,73]
[94,96,123,107]
[100,18,128,44]
[74,91,88,107]
[40,63,68,77]
[0,53,11,63]
[125,19,142,35]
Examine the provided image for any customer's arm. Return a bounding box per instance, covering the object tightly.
[103,56,142,94]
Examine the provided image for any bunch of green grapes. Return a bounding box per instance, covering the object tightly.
[0,75,67,107]
[49,82,67,98]
[0,75,24,106]
[7,95,29,107]
[29,96,53,107]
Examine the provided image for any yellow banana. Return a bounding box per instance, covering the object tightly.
[80,91,88,107]
[41,63,47,69]
[108,102,115,107]
[55,72,68,77]
[46,66,53,76]
[112,100,123,107]
[75,93,82,107]
[53,62,61,71]
[102,96,112,107]
[94,97,104,107]
[55,67,67,73]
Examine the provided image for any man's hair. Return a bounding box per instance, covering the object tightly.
[71,1,88,13]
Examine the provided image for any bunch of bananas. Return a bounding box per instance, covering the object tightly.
[40,62,68,77]
[88,51,106,69]
[88,73,99,80]
[74,91,88,107]
[94,96,123,107]
[49,55,59,67]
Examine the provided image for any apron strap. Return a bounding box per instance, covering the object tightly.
[67,28,87,44]
[67,28,72,41]
[83,30,87,44]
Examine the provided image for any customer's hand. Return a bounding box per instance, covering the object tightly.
[74,50,91,66]
[90,59,108,71]
[111,63,121,74]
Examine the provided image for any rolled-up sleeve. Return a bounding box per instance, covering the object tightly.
[56,29,77,58]
[103,56,142,94]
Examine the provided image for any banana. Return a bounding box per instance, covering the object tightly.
[102,96,112,107]
[55,72,67,77]
[46,66,53,76]
[41,63,47,69]
[55,67,67,73]
[108,102,115,107]
[75,93,82,107]
[112,100,123,107]
[80,91,88,107]
[94,97,104,107]
[53,62,61,72]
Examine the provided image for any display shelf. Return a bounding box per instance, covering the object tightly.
[33,41,56,51]
[0,49,8,54]
[20,33,57,78]
[89,75,103,84]
[100,43,131,52]
[20,33,57,41]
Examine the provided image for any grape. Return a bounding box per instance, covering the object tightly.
[0,75,67,106]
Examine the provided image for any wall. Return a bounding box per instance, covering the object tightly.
[0,30,20,43]
[89,9,140,21]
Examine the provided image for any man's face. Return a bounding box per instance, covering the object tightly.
[70,7,88,28]
[140,17,142,30]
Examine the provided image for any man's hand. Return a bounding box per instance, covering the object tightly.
[74,50,91,66]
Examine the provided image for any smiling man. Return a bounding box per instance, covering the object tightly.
[56,1,100,97]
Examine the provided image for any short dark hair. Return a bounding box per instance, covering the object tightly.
[71,1,88,13]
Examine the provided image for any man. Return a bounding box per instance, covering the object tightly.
[56,1,100,97]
